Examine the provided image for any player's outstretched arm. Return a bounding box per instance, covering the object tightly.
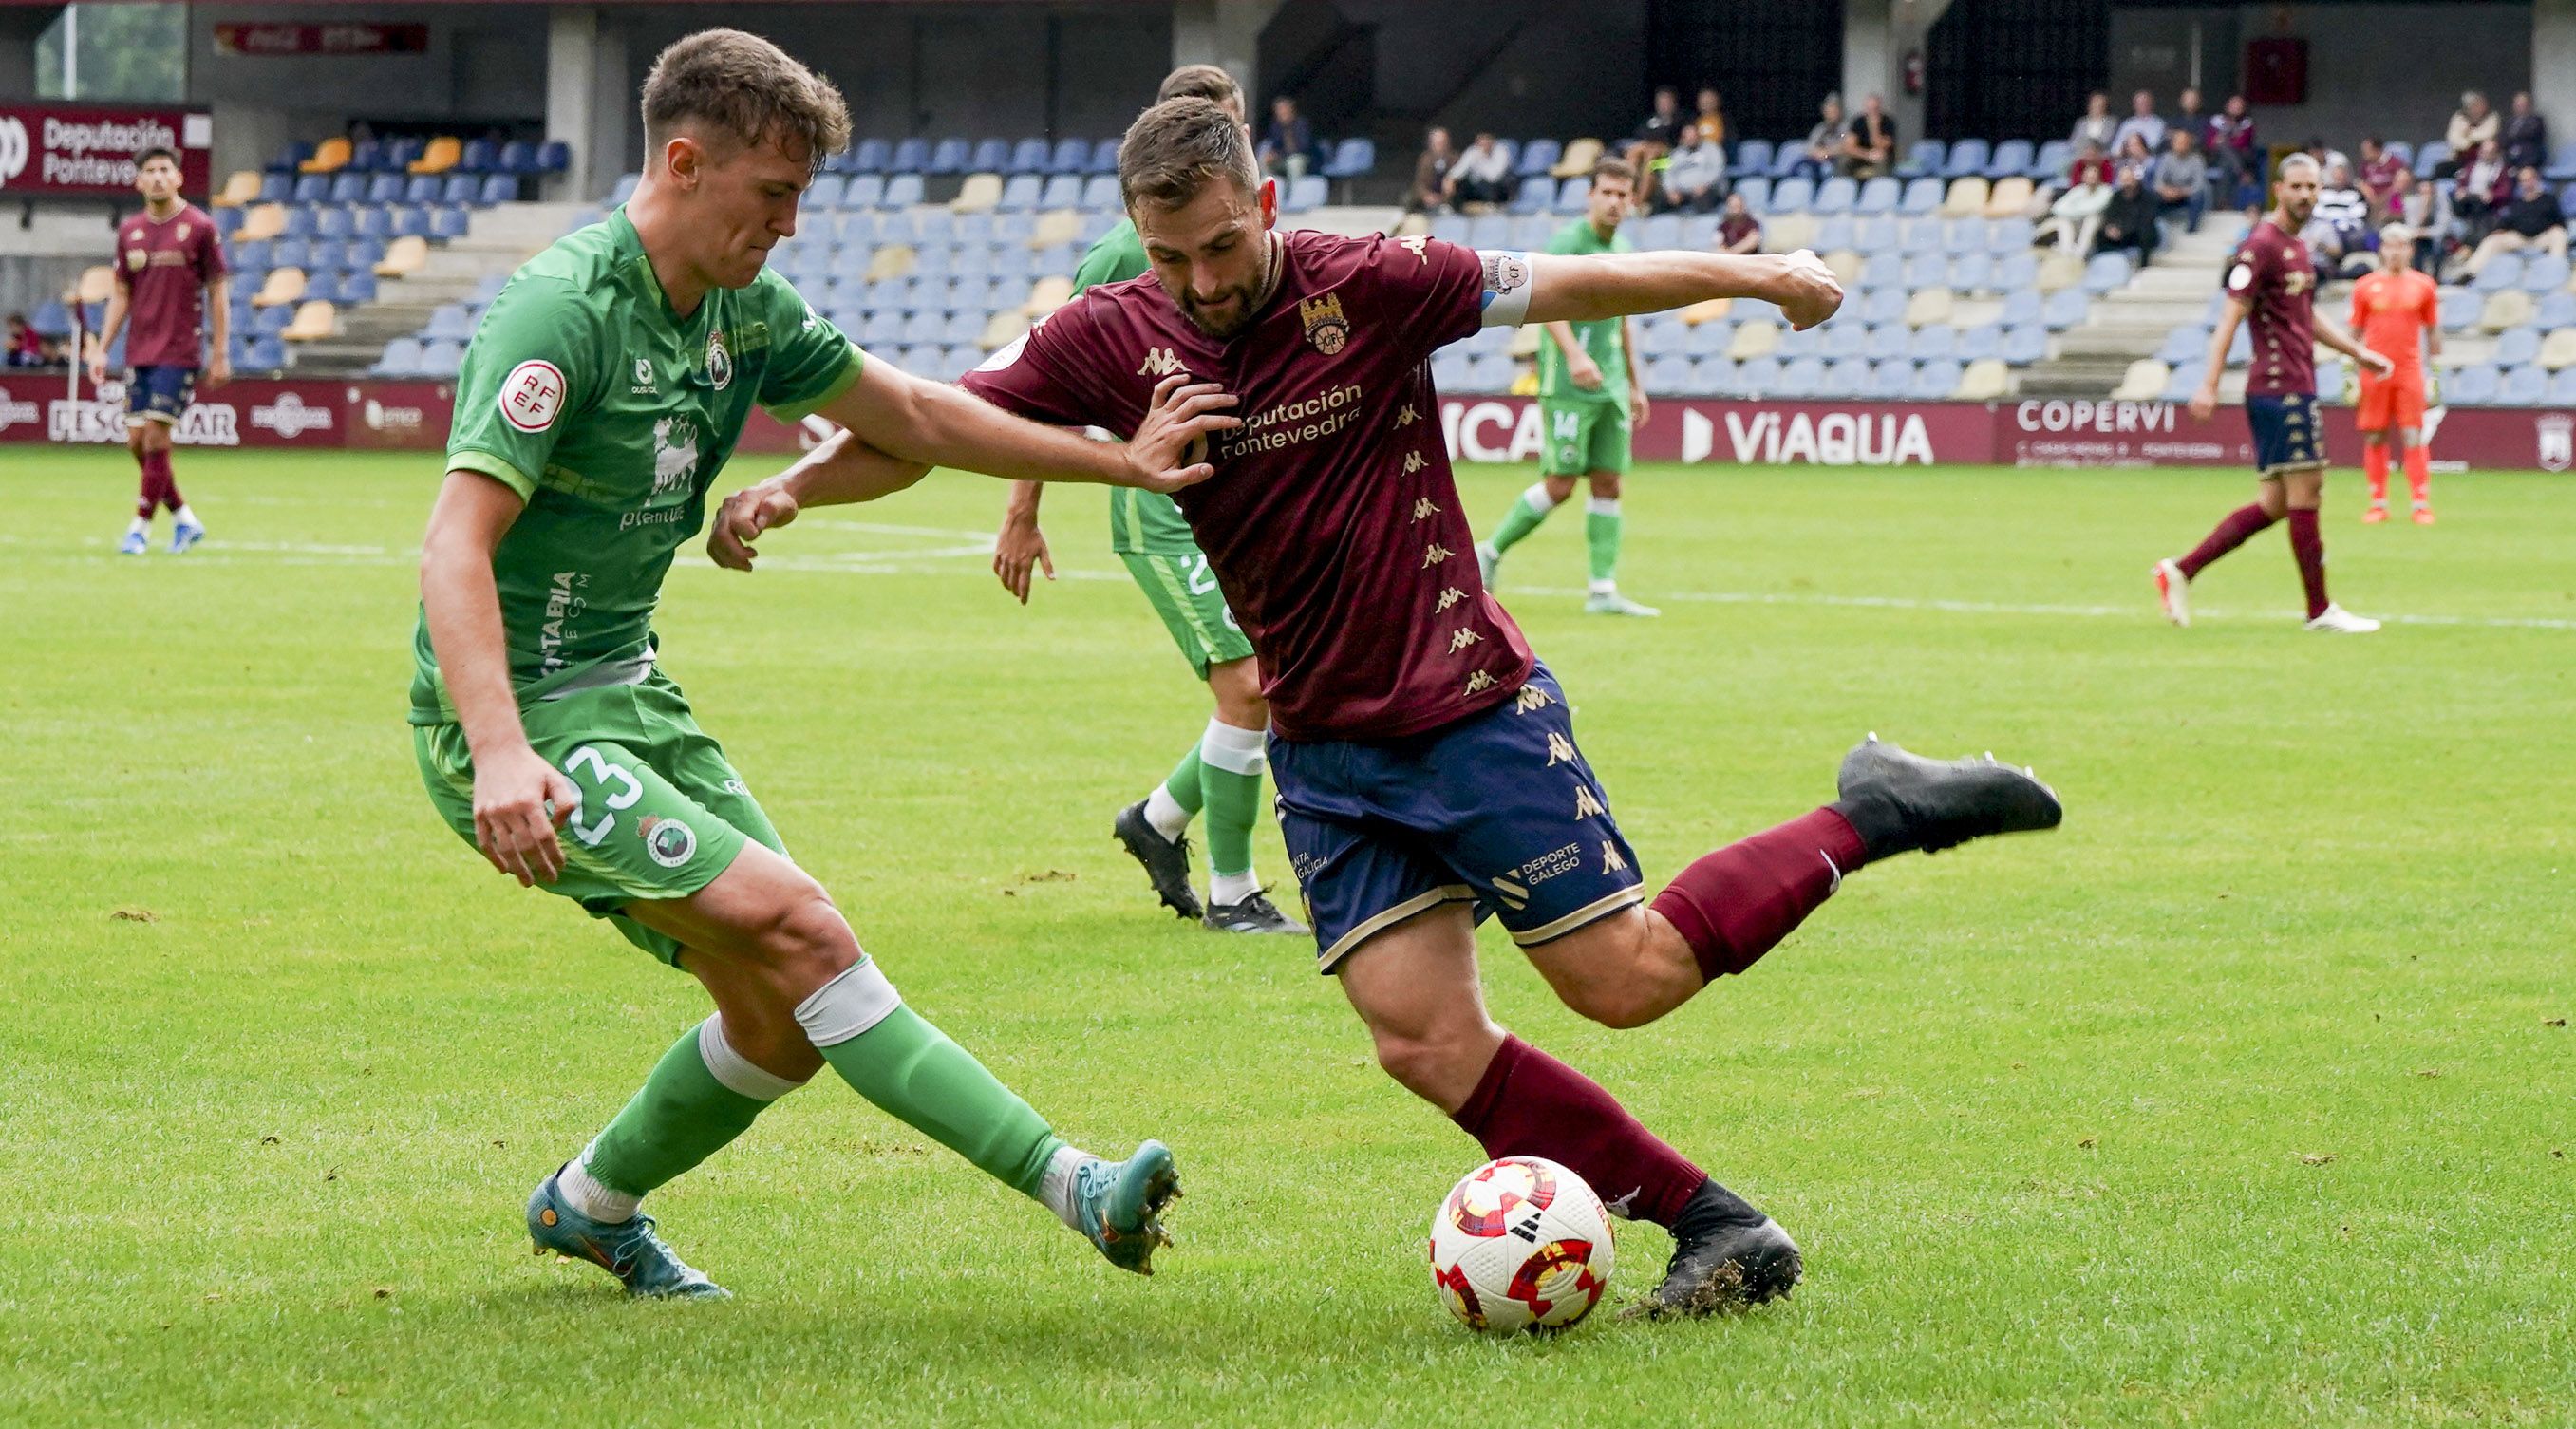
[1517,249,1844,331]
[2313,308,2395,378]
[994,480,1053,604]
[420,470,577,887]
[706,425,932,572]
[812,357,1238,492]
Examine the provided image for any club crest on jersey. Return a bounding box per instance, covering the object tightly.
[127,248,147,271]
[1138,347,1189,378]
[705,329,733,390]
[1300,293,1350,355]
[174,222,190,242]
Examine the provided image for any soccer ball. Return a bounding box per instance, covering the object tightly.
[1427,1156,1616,1333]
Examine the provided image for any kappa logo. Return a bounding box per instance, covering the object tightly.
[1544,731,1576,767]
[1435,586,1465,611]
[1572,785,1607,820]
[1602,841,1628,874]
[1421,541,1454,568]
[1514,686,1557,714]
[1299,292,1350,355]
[1398,403,1419,427]
[1447,628,1481,653]
[1412,497,1439,521]
[1463,670,1497,696]
[1398,235,1430,266]
[1402,450,1426,474]
[1138,347,1189,378]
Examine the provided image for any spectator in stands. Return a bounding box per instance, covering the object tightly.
[1796,93,1845,180]
[2071,91,2116,153]
[2172,87,2206,142]
[1634,85,1687,151]
[2399,176,2454,273]
[1692,87,1727,148]
[1258,95,1323,179]
[2047,140,2115,252]
[2301,135,2351,179]
[2112,89,2165,156]
[2114,131,2156,186]
[1840,93,1896,179]
[2444,91,2498,176]
[2307,159,2375,277]
[1408,126,1457,215]
[1448,130,1514,208]
[2094,164,2159,263]
[2502,89,2549,172]
[4,314,36,368]
[2153,128,2208,232]
[1659,125,1726,213]
[2206,93,2258,209]
[2453,137,2510,239]
[2358,137,2408,220]
[2464,166,2569,275]
[1714,191,1762,254]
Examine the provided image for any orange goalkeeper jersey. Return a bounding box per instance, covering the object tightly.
[2351,267,2437,378]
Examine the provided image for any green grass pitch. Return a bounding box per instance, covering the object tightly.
[4,447,2570,1427]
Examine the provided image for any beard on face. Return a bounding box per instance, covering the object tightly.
[1172,237,1275,340]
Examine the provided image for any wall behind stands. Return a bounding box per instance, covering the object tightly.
[1316,0,1651,146]
[2108,3,2533,155]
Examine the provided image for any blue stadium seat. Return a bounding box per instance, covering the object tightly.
[1812,215,1855,252]
[271,236,310,270]
[2446,363,2499,404]
[371,337,423,377]
[1645,353,1694,395]
[883,174,926,207]
[2003,323,2049,365]
[215,205,246,238]
[995,174,1044,213]
[837,174,881,210]
[1958,323,2003,362]
[841,138,884,175]
[887,138,929,175]
[929,138,972,175]
[1985,139,2034,179]
[292,174,329,204]
[1852,216,1900,254]
[341,271,378,305]
[1859,286,1908,326]
[1895,216,1940,255]
[940,310,983,345]
[804,174,847,210]
[1902,253,1946,289]
[901,310,947,345]
[1041,137,1086,176]
[2029,140,2073,179]
[499,141,541,176]
[1898,177,1943,216]
[2519,253,2569,292]
[268,141,312,174]
[1467,352,1516,392]
[243,334,285,371]
[1730,139,1774,179]
[2413,141,2451,179]
[2041,288,2090,329]
[401,174,440,206]
[1736,355,1782,398]
[2473,253,2524,291]
[1908,324,1957,361]
[419,339,464,377]
[1993,251,2040,292]
[1777,323,1824,359]
[1032,174,1080,210]
[968,139,1012,174]
[1854,177,1900,216]
[1943,139,1991,179]
[2544,142,2576,183]
[1007,138,1051,175]
[1910,357,1963,399]
[1428,214,1471,246]
[1032,241,1079,276]
[479,174,518,205]
[1944,217,1986,255]
[1553,179,1591,215]
[1508,214,1555,249]
[1895,139,1944,180]
[1088,139,1121,175]
[348,140,385,173]
[1820,321,1868,360]
[2561,183,2576,221]
[1811,177,1857,215]
[1509,176,1556,215]
[1733,177,1770,213]
[538,141,571,176]
[1065,174,1112,211]
[2436,286,2477,330]
[1465,214,1511,249]
[1822,357,1871,397]
[1324,138,1377,179]
[442,174,480,205]
[1515,139,1562,179]
[1947,253,1993,291]
[363,174,403,205]
[2535,291,2576,329]
[430,205,471,240]
[1635,214,1682,250]
[1777,357,1829,397]
[1987,216,2036,254]
[1639,317,1688,359]
[2162,362,2205,402]
[1277,174,1323,213]
[385,138,425,173]
[303,271,343,304]
[1865,356,1912,398]
[2549,367,2576,404]
[1683,319,1732,358]
[258,173,293,204]
[387,204,429,240]
[1767,177,1814,212]
[2081,251,2133,293]
[1674,357,1722,398]
[2157,325,2207,365]
[424,304,477,342]
[2494,327,2542,367]
[253,305,293,338]
[459,139,500,175]
[860,310,906,347]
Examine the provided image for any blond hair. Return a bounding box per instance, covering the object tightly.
[642,29,851,172]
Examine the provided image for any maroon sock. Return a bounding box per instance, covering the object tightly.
[1452,1036,1706,1228]
[134,450,160,519]
[1649,807,1865,982]
[2175,501,2276,579]
[148,449,185,513]
[2286,508,2328,618]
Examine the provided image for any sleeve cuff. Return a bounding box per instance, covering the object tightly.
[446,448,539,500]
[763,343,865,424]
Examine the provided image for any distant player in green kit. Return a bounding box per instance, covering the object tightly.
[991,63,1307,937]
[413,30,1241,1298]
[1476,156,1659,617]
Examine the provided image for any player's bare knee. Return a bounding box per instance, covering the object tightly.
[1542,475,1579,504]
[1370,1022,1488,1100]
[758,893,862,992]
[1589,472,1624,500]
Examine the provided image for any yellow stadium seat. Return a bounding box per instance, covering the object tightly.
[1509,361,1539,396]
[253,268,308,308]
[1024,274,1075,312]
[1941,177,1990,218]
[1390,211,1430,238]
[373,235,428,279]
[213,170,262,208]
[1727,321,1780,361]
[409,137,461,176]
[1506,325,1541,359]
[2478,289,2534,332]
[237,202,288,242]
[979,309,1031,349]
[298,137,351,175]
[1904,286,1955,328]
[1983,176,2036,219]
[1821,249,1865,286]
[2035,250,2085,292]
[864,244,917,283]
[282,299,337,342]
[1679,297,1733,325]
[950,173,1004,215]
[1028,210,1084,249]
[2537,327,2576,370]
[2111,358,2170,401]
[1953,358,2011,401]
[1764,213,1817,254]
[1549,138,1605,179]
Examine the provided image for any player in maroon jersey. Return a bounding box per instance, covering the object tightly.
[88,146,229,555]
[708,100,2062,1316]
[2160,153,2393,633]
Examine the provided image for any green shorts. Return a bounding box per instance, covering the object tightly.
[1539,399,1631,478]
[415,669,785,966]
[1121,550,1256,681]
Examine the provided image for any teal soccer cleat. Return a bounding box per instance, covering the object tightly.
[1073,1140,1182,1275]
[527,1166,728,1299]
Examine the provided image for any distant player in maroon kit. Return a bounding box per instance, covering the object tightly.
[2159,153,2391,632]
[88,146,228,555]
[712,100,2063,1316]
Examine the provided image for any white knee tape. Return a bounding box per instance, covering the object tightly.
[1200,717,1269,775]
[791,957,904,1047]
[1522,481,1560,514]
[696,1014,807,1100]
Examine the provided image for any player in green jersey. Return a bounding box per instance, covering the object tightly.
[990,64,1305,938]
[414,30,1240,1299]
[1476,156,1660,617]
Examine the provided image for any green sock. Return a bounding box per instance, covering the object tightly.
[1161,743,1205,818]
[1587,498,1623,586]
[1197,719,1268,882]
[1484,481,1561,555]
[803,987,1062,1197]
[583,1018,793,1198]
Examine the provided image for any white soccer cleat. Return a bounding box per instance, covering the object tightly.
[2152,558,2191,627]
[2304,603,2380,633]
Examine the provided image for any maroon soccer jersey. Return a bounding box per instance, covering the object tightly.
[113,203,226,370]
[2224,216,2317,398]
[963,230,1535,741]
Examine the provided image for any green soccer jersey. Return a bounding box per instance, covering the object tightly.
[1534,216,1632,406]
[407,209,862,724]
[1072,219,1199,556]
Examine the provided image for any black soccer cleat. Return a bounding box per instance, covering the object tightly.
[1832,733,2063,861]
[1113,800,1203,921]
[1202,888,1309,936]
[1627,1178,1803,1319]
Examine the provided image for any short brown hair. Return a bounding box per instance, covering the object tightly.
[642,29,851,173]
[1119,97,1260,212]
[1157,64,1242,112]
[1590,156,1637,186]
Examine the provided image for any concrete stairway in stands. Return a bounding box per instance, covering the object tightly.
[295,201,591,376]
[2016,212,2251,398]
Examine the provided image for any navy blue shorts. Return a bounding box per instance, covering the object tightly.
[1269,664,1645,972]
[125,366,197,425]
[2244,392,2323,477]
